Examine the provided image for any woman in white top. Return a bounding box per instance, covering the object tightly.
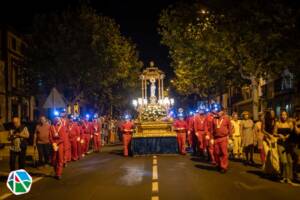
[231,112,242,159]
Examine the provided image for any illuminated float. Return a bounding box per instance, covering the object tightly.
[131,62,178,155]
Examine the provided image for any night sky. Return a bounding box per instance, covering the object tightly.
[0,0,177,78]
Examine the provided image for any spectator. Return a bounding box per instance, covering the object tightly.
[34,116,51,167]
[109,119,116,144]
[8,117,30,171]
[240,111,255,165]
[231,112,242,159]
[293,110,300,181]
[255,112,265,164]
[274,110,294,184]
[262,109,280,177]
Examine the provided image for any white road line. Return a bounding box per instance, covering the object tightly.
[152,181,159,192]
[152,165,158,180]
[32,177,43,183]
[153,159,157,165]
[151,155,159,200]
[0,176,43,200]
[151,196,159,200]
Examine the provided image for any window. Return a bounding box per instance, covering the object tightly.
[281,70,294,90]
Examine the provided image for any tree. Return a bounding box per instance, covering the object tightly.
[159,2,243,103]
[26,4,142,113]
[159,0,299,119]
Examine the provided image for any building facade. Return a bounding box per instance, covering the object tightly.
[0,26,35,123]
[219,70,300,118]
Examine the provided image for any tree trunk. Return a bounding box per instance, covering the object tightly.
[251,76,259,121]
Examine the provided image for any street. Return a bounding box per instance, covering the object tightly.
[1,145,300,200]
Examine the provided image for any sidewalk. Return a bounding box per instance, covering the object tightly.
[0,145,54,197]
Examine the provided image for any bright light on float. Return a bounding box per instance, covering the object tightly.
[163,97,170,105]
[132,99,138,107]
[170,98,174,105]
[158,99,163,105]
[138,98,143,106]
[143,99,148,105]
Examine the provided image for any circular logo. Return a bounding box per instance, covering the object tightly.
[6,169,32,195]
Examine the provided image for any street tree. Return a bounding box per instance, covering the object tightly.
[159,0,298,119]
[26,4,142,113]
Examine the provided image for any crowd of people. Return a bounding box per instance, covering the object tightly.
[5,104,300,184]
[7,113,122,180]
[172,103,300,185]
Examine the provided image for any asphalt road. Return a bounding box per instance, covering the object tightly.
[2,145,300,200]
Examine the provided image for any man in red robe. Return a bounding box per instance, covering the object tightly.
[68,116,81,161]
[187,112,197,155]
[210,104,232,173]
[193,109,208,156]
[121,115,134,157]
[205,111,216,165]
[174,112,188,155]
[92,117,101,152]
[81,117,92,155]
[49,117,66,179]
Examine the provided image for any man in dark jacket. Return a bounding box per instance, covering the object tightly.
[8,117,30,171]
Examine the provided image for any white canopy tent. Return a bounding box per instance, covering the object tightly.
[43,87,66,109]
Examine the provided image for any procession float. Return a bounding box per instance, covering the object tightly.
[131,62,178,155]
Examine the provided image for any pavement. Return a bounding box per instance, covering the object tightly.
[0,145,300,200]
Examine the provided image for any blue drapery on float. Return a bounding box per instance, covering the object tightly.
[131,137,178,155]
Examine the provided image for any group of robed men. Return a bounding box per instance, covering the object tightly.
[48,115,102,179]
[173,104,232,173]
[120,103,232,173]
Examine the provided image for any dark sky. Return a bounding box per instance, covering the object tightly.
[0,0,176,77]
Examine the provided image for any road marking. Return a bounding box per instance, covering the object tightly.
[0,176,43,200]
[32,177,43,183]
[151,196,159,200]
[0,193,12,200]
[234,181,271,190]
[151,155,159,200]
[152,165,158,180]
[153,159,157,165]
[152,181,159,192]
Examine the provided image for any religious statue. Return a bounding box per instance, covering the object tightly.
[150,78,156,97]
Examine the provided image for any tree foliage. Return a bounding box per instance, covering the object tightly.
[159,0,299,93]
[26,4,142,112]
[159,0,299,118]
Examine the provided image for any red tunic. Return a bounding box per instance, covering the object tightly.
[49,124,66,145]
[81,121,92,135]
[211,115,232,138]
[186,116,194,132]
[193,114,208,133]
[173,119,188,132]
[91,121,101,136]
[121,121,134,134]
[68,122,80,141]
[206,113,214,138]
